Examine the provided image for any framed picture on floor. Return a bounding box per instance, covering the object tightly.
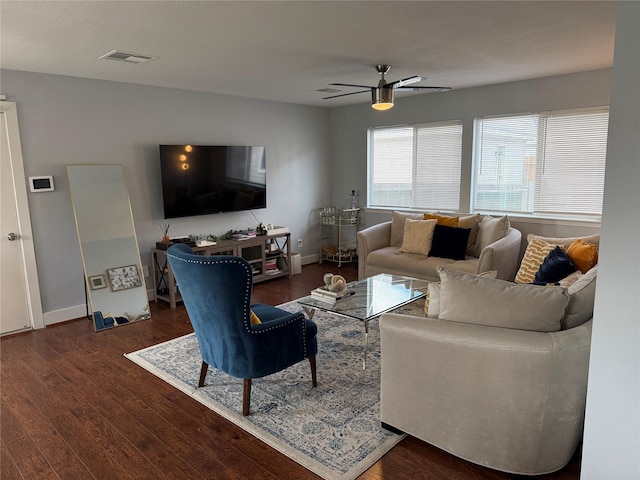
[88,274,107,290]
[107,265,142,291]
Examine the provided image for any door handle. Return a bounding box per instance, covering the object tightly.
[6,232,18,241]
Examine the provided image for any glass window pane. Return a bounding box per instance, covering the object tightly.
[415,122,462,210]
[369,127,413,208]
[473,115,538,213]
[368,120,462,211]
[472,107,608,220]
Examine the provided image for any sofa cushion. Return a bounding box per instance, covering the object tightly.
[566,239,599,273]
[458,214,482,256]
[424,270,497,319]
[533,246,577,285]
[562,266,597,330]
[558,270,583,288]
[399,219,437,255]
[367,246,478,280]
[474,215,510,257]
[430,225,471,260]
[423,213,459,227]
[515,237,559,284]
[390,211,425,247]
[437,267,569,332]
[530,233,600,248]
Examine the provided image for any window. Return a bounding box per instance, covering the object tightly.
[472,107,609,220]
[368,120,463,211]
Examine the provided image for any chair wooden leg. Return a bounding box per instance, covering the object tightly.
[243,378,252,416]
[198,361,209,387]
[309,356,317,388]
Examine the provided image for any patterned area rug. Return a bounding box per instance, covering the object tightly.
[125,299,424,480]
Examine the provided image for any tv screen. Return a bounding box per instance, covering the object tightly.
[159,145,266,219]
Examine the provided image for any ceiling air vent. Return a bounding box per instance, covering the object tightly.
[317,88,342,94]
[98,50,158,65]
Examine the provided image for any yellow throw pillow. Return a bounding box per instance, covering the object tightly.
[250,310,261,325]
[399,219,437,255]
[423,213,459,228]
[566,239,599,273]
[515,237,558,284]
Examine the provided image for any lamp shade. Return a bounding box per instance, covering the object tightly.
[372,87,394,110]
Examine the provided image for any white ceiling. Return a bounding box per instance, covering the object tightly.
[0,1,617,108]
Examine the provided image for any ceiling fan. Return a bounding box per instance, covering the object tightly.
[323,64,451,110]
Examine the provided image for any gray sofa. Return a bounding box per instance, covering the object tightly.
[357,211,522,282]
[378,234,599,476]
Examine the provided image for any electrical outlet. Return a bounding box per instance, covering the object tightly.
[142,265,149,277]
[297,239,303,248]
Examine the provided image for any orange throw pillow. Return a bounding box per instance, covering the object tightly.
[423,213,459,228]
[566,239,598,273]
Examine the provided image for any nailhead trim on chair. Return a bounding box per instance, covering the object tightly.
[168,252,309,357]
[168,254,255,329]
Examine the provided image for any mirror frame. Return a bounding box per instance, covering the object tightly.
[66,164,150,331]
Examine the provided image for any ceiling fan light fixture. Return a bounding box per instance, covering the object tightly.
[372,87,394,111]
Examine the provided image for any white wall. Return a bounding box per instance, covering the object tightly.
[0,63,622,323]
[329,69,611,244]
[1,71,331,322]
[581,2,640,478]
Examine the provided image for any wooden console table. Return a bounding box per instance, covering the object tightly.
[152,232,291,308]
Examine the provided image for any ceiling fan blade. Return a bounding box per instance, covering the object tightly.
[329,83,374,89]
[322,90,371,99]
[387,75,424,88]
[394,86,452,92]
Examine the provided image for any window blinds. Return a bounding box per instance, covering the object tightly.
[369,120,462,211]
[473,107,609,220]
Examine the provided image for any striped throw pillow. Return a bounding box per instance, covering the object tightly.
[515,238,558,284]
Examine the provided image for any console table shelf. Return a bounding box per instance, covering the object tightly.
[152,232,291,308]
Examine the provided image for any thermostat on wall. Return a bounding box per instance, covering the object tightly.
[29,176,55,192]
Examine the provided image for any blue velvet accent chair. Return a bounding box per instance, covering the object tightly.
[167,244,318,416]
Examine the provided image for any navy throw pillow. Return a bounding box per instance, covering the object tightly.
[533,246,577,285]
[429,225,471,260]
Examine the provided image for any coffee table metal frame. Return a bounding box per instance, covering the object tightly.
[298,273,428,369]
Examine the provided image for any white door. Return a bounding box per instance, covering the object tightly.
[1,102,43,334]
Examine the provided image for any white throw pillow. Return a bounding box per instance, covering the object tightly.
[390,211,425,247]
[474,215,510,257]
[458,214,482,256]
[399,219,437,255]
[562,265,597,330]
[437,267,569,332]
[424,270,498,319]
[424,282,441,318]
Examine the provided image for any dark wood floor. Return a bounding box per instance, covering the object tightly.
[1,262,581,480]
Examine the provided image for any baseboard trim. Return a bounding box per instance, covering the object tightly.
[43,289,155,326]
[43,305,87,326]
[301,254,321,265]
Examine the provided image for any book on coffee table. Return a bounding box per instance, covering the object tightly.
[310,287,355,303]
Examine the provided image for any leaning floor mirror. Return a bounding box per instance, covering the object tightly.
[67,164,150,331]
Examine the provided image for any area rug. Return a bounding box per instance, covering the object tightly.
[125,299,424,480]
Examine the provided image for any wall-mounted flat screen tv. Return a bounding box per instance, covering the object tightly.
[159,145,266,219]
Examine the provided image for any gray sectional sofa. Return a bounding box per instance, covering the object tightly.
[357,211,522,282]
[378,234,599,475]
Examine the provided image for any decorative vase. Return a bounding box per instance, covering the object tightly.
[161,235,171,244]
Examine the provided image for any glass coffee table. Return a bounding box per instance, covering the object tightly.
[298,273,429,369]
